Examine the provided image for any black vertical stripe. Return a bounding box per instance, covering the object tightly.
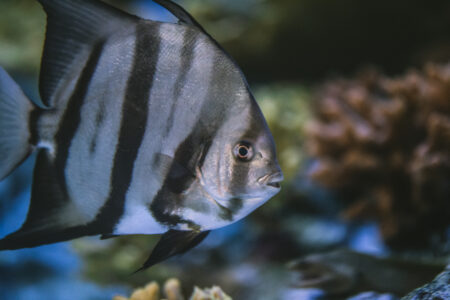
[89,102,106,153]
[164,30,197,138]
[149,132,202,228]
[218,198,243,221]
[197,139,212,171]
[54,40,105,201]
[94,22,161,232]
[28,107,41,146]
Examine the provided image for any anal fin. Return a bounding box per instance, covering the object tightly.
[0,150,97,250]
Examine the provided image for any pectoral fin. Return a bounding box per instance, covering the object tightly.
[154,153,196,193]
[135,230,210,272]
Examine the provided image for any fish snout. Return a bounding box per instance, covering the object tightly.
[258,172,284,189]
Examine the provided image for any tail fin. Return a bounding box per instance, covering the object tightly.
[0,67,35,180]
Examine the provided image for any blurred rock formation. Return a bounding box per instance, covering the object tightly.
[401,266,450,299]
[288,249,444,297]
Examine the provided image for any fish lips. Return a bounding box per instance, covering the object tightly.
[258,172,284,189]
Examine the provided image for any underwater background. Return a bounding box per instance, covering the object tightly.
[0,0,449,299]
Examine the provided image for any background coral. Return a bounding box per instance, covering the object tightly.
[306,63,450,248]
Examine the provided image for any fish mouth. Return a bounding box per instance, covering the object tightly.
[267,182,281,188]
[258,172,284,189]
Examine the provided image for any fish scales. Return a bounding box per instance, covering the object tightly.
[146,33,254,231]
[95,21,161,233]
[0,0,283,269]
[115,24,200,234]
[55,41,107,224]
[163,26,198,139]
[45,27,137,226]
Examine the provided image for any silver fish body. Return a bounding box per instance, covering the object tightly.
[0,0,282,268]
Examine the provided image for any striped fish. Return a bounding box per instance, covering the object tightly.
[0,0,283,269]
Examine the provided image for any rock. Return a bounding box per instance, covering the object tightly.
[401,266,450,300]
[288,249,443,296]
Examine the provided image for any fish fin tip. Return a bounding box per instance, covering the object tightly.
[0,224,97,250]
[152,0,206,32]
[100,233,119,240]
[0,67,34,180]
[138,230,210,270]
[131,266,147,275]
[0,229,46,250]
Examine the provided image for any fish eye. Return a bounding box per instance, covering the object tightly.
[233,141,254,162]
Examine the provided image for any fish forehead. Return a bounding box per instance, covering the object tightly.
[223,97,276,151]
[199,97,276,184]
[249,100,277,154]
[144,21,255,141]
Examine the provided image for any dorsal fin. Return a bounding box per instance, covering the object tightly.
[37,0,138,107]
[152,0,206,32]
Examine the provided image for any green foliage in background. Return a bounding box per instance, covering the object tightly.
[0,0,45,74]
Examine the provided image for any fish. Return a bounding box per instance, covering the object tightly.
[0,0,283,269]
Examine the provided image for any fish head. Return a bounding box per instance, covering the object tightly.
[198,88,283,224]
